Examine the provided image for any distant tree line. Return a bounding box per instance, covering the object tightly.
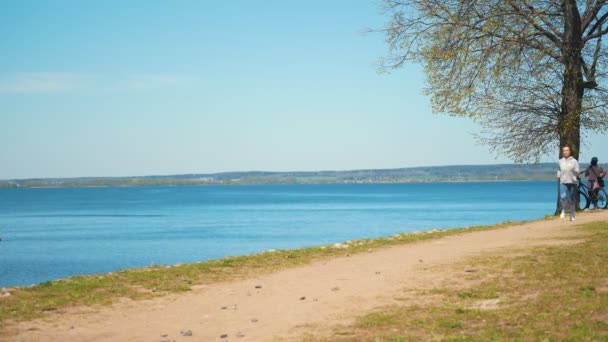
[0,163,576,188]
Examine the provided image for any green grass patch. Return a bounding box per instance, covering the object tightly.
[324,221,608,341]
[357,312,401,327]
[0,220,522,325]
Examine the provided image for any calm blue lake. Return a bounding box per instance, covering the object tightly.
[0,182,555,287]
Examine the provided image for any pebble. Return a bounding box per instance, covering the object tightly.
[254,285,262,289]
[465,268,478,273]
[220,333,228,338]
[313,297,319,302]
[251,318,258,323]
[419,259,424,263]
[299,296,306,300]
[331,286,340,291]
[236,331,245,338]
[221,306,228,310]
[180,329,192,336]
[375,271,381,275]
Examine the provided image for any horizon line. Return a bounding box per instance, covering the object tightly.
[2,161,559,182]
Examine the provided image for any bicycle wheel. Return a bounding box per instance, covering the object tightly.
[578,191,590,210]
[597,188,608,209]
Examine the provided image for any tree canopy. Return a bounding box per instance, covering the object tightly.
[380,0,608,161]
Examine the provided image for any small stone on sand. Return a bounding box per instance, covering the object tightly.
[299,296,306,300]
[180,329,192,336]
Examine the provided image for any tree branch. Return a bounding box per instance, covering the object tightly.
[581,0,607,33]
[584,11,608,40]
[504,0,563,48]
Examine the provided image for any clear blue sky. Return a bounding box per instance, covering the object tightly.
[1,0,606,179]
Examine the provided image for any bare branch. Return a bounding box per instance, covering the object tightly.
[583,10,608,40]
[581,0,607,32]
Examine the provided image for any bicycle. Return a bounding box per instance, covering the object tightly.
[577,178,608,210]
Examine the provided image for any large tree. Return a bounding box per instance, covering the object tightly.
[379,0,608,163]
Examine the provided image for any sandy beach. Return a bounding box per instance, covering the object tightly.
[3,210,607,341]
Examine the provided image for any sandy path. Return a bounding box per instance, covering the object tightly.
[4,211,607,342]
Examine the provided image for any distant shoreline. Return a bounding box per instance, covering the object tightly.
[1,178,553,189]
[0,162,565,188]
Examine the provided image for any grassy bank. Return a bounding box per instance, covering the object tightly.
[0,221,521,325]
[317,220,608,341]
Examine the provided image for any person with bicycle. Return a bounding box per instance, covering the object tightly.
[582,157,606,209]
[557,146,579,221]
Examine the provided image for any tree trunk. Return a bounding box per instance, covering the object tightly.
[556,0,584,215]
[555,180,562,216]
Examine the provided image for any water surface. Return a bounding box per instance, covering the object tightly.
[0,182,555,287]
